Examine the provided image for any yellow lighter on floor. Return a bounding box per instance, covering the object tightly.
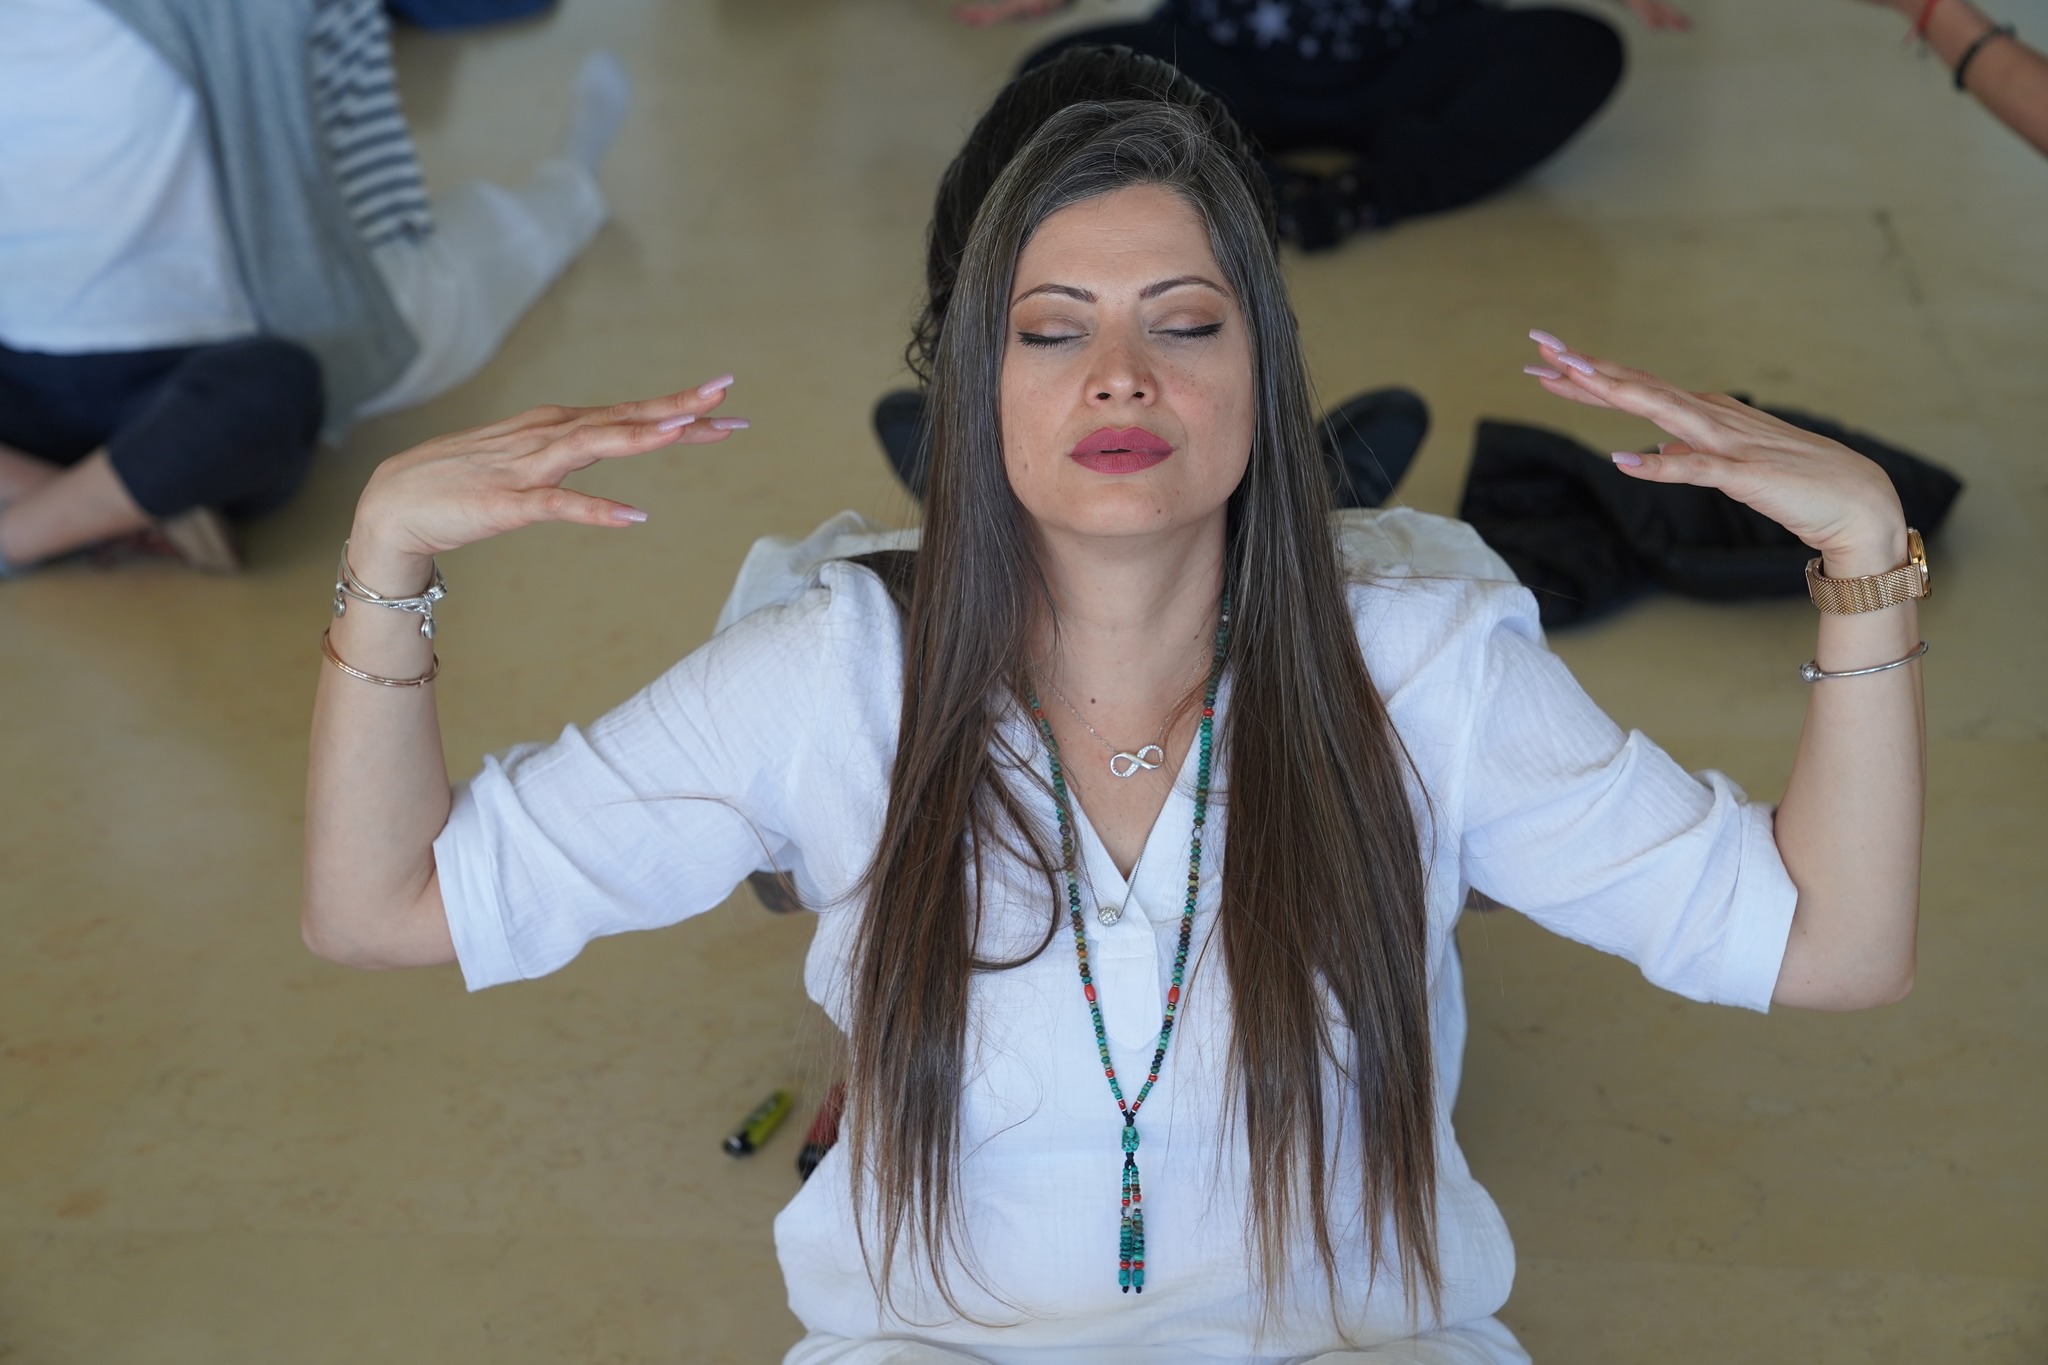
[722,1088,793,1157]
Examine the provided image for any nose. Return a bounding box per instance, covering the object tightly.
[1086,327,1156,407]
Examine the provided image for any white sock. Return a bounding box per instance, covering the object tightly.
[565,50,632,174]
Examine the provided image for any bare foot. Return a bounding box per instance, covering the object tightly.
[0,448,152,570]
[0,442,61,503]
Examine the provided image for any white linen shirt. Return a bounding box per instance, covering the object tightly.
[435,529,1798,1364]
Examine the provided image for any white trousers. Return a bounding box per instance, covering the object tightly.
[358,157,606,419]
[785,1316,1530,1365]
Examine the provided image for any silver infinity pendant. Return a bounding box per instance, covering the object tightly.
[1109,743,1166,779]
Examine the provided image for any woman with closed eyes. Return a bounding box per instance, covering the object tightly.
[303,101,1925,1363]
[871,43,1430,510]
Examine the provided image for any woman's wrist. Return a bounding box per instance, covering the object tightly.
[1817,517,1911,580]
[1920,0,1993,58]
[344,518,438,599]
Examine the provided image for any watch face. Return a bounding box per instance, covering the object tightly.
[1908,529,1930,597]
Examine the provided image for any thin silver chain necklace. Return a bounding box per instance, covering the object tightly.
[1039,677,1172,779]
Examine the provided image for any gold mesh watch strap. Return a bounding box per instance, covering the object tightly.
[1805,528,1930,614]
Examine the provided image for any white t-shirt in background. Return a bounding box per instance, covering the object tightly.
[0,0,257,355]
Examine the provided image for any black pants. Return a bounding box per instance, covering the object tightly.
[0,337,324,519]
[1026,5,1625,225]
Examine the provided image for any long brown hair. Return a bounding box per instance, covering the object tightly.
[848,101,1440,1326]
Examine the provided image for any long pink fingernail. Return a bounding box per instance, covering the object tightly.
[613,505,650,522]
[656,413,697,432]
[697,374,736,397]
[711,417,749,431]
[1611,451,1643,468]
[1558,352,1598,375]
[1523,365,1563,379]
[1529,329,1567,351]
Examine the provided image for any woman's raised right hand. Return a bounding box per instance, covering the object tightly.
[345,376,747,594]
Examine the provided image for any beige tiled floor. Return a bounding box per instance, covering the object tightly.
[2,0,2044,1360]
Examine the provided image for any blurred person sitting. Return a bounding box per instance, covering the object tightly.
[876,44,1430,506]
[0,0,629,575]
[959,0,1688,251]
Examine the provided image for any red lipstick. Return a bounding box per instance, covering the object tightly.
[1070,426,1173,475]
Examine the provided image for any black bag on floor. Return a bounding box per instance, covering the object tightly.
[1456,404,1964,628]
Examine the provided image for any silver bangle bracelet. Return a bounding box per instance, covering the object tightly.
[332,539,447,639]
[1799,640,1928,683]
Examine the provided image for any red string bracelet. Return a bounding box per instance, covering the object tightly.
[1911,0,1942,42]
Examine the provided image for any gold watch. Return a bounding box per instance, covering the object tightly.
[1805,528,1930,614]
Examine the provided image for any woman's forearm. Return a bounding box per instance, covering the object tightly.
[302,531,457,968]
[1918,0,2048,155]
[1770,527,1925,1010]
[297,386,738,969]
[1515,337,1932,1011]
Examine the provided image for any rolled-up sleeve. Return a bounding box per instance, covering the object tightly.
[1456,591,1797,1011]
[434,584,851,992]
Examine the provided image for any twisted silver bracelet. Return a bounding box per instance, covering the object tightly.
[332,539,447,639]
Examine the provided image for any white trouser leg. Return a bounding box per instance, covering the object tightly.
[1301,1316,1531,1364]
[781,1316,1525,1365]
[783,1335,994,1365]
[358,157,607,419]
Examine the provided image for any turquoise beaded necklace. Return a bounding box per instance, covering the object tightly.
[1023,596,1229,1295]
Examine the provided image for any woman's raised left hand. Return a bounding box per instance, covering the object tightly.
[1523,330,1908,575]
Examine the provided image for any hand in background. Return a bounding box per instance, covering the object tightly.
[1853,0,2048,157]
[1620,0,1694,32]
[954,0,1073,27]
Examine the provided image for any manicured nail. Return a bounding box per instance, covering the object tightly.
[710,417,749,431]
[697,374,736,397]
[1523,365,1563,379]
[1611,451,1643,468]
[1529,329,1567,351]
[1558,352,1598,375]
[612,505,650,522]
[655,413,697,432]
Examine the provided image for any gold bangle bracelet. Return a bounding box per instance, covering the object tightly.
[321,629,440,687]
[1805,528,1930,614]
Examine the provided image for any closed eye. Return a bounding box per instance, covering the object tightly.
[1159,323,1224,340]
[1017,331,1080,348]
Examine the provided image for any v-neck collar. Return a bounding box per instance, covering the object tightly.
[1066,732,1197,922]
[1010,672,1232,929]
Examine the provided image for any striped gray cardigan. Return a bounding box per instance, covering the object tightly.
[95,0,426,431]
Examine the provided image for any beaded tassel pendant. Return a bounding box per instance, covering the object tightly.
[1025,597,1228,1295]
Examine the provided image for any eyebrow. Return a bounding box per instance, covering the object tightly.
[1011,275,1229,306]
